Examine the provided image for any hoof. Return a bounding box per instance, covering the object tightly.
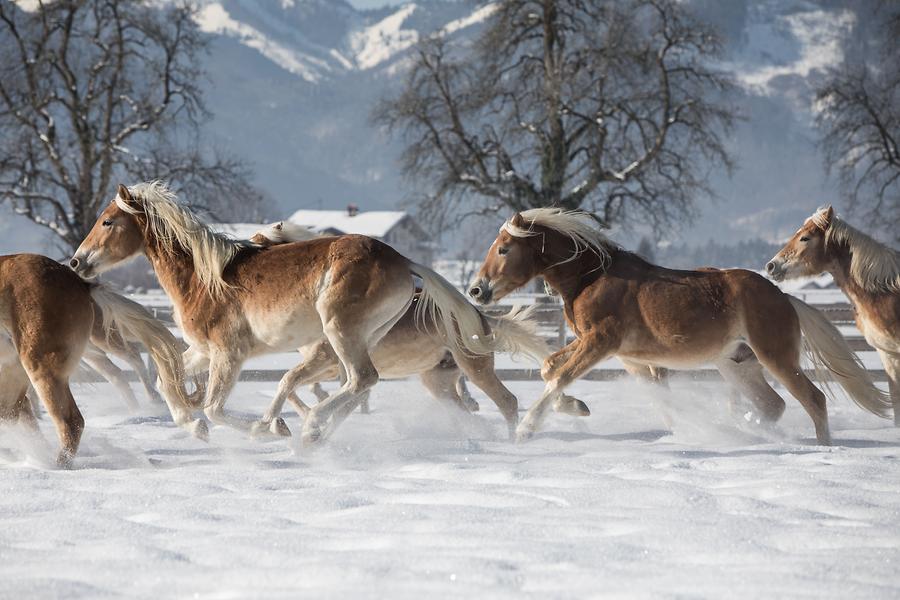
[515,427,535,444]
[192,419,210,442]
[273,417,292,437]
[56,451,74,470]
[554,396,590,417]
[464,398,480,413]
[301,422,323,448]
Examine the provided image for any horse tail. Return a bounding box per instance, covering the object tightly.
[787,295,892,418]
[89,286,208,436]
[407,262,495,357]
[484,305,550,363]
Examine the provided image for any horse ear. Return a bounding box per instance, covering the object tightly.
[510,213,526,228]
[116,184,137,207]
[274,221,283,231]
[818,205,834,230]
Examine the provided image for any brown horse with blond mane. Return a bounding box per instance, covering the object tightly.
[767,206,899,425]
[1,253,201,466]
[72,182,523,446]
[468,208,890,444]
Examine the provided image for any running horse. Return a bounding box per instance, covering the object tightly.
[468,208,890,444]
[767,206,899,425]
[71,182,516,446]
[0,253,201,466]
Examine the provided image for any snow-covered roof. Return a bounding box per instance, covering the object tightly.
[288,210,408,238]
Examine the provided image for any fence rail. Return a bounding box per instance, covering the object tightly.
[118,300,885,384]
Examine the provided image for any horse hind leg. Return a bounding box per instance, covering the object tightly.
[716,350,786,425]
[747,340,830,445]
[300,329,380,447]
[875,350,900,427]
[0,362,36,429]
[26,369,84,468]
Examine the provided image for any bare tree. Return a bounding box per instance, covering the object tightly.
[0,0,267,252]
[816,7,900,240]
[374,0,735,233]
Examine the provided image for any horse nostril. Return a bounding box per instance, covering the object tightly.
[70,258,80,270]
[469,286,481,298]
[765,261,775,273]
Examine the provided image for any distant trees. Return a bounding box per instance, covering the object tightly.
[658,237,780,270]
[816,5,900,240]
[0,0,266,252]
[375,0,735,234]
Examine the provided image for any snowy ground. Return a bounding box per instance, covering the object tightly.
[1,374,898,599]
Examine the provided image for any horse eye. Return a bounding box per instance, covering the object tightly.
[799,236,810,242]
[102,219,113,227]
[498,246,509,255]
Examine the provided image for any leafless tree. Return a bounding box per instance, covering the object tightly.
[0,0,267,252]
[374,0,735,233]
[816,7,900,241]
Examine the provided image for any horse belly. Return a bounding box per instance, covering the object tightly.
[371,340,447,378]
[246,304,322,352]
[617,327,740,370]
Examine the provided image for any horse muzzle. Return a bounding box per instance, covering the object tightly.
[765,259,786,282]
[467,280,493,305]
[69,254,98,279]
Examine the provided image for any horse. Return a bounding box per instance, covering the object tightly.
[232,222,590,439]
[767,206,899,425]
[467,208,891,444]
[0,253,201,466]
[71,182,519,446]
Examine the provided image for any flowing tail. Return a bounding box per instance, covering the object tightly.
[89,286,208,438]
[788,296,892,418]
[484,305,550,363]
[408,262,496,357]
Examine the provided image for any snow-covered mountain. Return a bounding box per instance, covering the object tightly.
[0,0,873,258]
[194,0,865,248]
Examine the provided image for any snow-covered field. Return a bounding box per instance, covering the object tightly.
[2,374,898,598]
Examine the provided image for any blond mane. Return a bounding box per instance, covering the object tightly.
[810,209,900,294]
[119,181,254,297]
[502,207,613,268]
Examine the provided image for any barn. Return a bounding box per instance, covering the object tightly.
[288,206,435,265]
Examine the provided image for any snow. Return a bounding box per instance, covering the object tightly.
[2,374,898,598]
[195,3,329,82]
[349,3,419,70]
[440,3,498,36]
[289,209,407,238]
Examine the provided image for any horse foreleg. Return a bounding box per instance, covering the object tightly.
[517,334,615,442]
[250,342,339,438]
[202,350,249,432]
[81,347,140,411]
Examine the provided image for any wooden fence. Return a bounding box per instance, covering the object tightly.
[133,298,886,384]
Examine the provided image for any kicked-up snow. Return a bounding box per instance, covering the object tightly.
[1,375,898,598]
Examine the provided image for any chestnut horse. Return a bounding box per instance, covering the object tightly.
[469,208,890,444]
[235,222,589,439]
[72,182,511,446]
[767,206,899,425]
[0,254,200,466]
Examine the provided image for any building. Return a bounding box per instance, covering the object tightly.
[288,206,435,265]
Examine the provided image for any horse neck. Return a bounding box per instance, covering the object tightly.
[825,238,875,309]
[142,236,204,309]
[538,233,611,305]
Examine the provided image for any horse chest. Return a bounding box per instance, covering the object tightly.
[854,303,900,352]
